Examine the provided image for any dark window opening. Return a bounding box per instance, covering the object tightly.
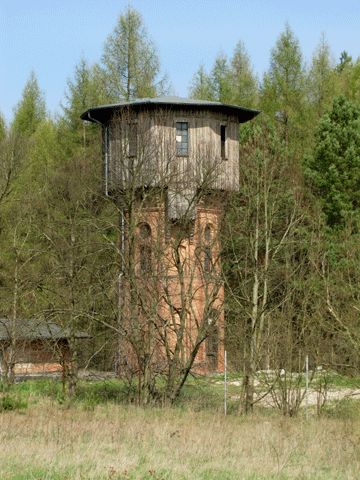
[204,224,212,242]
[176,122,189,156]
[140,245,152,273]
[139,223,151,240]
[220,125,226,159]
[138,223,152,274]
[204,246,212,273]
[203,224,213,273]
[129,123,137,157]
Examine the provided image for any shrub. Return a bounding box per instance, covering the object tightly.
[0,394,28,412]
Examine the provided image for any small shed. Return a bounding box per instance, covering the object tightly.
[0,318,88,378]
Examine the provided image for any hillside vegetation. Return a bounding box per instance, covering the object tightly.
[1,8,360,410]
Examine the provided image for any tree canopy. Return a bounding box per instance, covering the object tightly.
[12,72,46,138]
[101,7,167,100]
[305,96,360,228]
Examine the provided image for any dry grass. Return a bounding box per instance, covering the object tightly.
[0,398,359,479]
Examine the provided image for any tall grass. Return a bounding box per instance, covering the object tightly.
[0,396,359,479]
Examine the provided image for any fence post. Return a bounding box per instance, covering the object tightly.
[224,350,227,416]
[305,354,309,420]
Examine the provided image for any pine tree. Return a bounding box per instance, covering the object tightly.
[260,24,306,145]
[63,58,109,131]
[12,72,46,137]
[336,51,353,73]
[189,65,213,100]
[210,53,232,103]
[307,34,337,119]
[305,96,360,228]
[0,112,6,143]
[339,58,360,106]
[101,7,167,100]
[189,42,257,107]
[230,41,258,107]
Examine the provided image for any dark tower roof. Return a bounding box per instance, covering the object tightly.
[0,318,89,340]
[80,96,260,125]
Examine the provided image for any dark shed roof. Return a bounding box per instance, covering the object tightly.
[0,318,89,341]
[80,95,260,125]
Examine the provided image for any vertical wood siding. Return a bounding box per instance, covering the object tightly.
[108,107,240,194]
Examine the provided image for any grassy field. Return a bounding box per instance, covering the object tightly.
[0,377,359,479]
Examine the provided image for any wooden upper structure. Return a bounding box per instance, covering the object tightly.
[81,97,259,204]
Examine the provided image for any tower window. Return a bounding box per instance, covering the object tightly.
[140,245,152,273]
[138,223,152,274]
[220,125,226,159]
[203,223,214,274]
[139,223,151,240]
[204,246,212,273]
[204,224,212,242]
[176,122,189,156]
[128,123,137,157]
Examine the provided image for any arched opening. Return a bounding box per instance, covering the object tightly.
[203,223,213,274]
[138,223,152,274]
[139,223,151,240]
[204,224,212,242]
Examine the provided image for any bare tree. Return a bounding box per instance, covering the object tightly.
[223,126,306,413]
[97,108,227,405]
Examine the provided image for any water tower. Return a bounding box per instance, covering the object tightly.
[81,96,259,373]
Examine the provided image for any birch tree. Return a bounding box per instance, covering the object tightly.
[224,125,303,413]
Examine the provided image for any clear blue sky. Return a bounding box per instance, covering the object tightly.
[1,0,359,123]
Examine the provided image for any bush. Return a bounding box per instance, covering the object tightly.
[322,397,360,419]
[0,394,28,412]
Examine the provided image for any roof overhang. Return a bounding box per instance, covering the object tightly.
[81,96,260,125]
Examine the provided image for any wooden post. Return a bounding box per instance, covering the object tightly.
[224,350,227,416]
[305,354,309,420]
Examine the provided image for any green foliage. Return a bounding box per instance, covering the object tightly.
[322,397,360,419]
[2,14,360,405]
[0,111,6,142]
[229,41,258,107]
[260,23,307,152]
[189,65,213,100]
[0,393,28,412]
[12,72,46,137]
[101,7,168,100]
[305,96,360,227]
[210,53,233,103]
[62,58,110,135]
[75,379,132,407]
[189,42,257,107]
[336,50,353,73]
[307,34,337,119]
[340,58,360,105]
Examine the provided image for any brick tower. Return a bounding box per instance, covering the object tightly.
[81,97,258,375]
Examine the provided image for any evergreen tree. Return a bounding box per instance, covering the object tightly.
[62,58,109,132]
[60,58,110,153]
[12,72,46,137]
[336,50,353,73]
[189,41,257,107]
[0,112,6,143]
[260,24,306,145]
[189,65,213,100]
[307,35,337,119]
[230,41,258,107]
[339,58,360,106]
[210,53,232,103]
[101,7,167,100]
[305,96,360,228]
